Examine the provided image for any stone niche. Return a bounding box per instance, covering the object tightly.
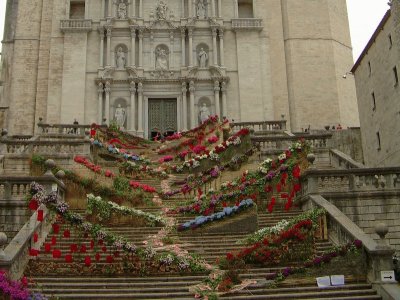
[70,0,86,19]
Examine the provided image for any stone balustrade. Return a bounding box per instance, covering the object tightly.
[0,175,65,279]
[301,194,394,283]
[231,120,287,132]
[60,19,92,32]
[252,133,333,152]
[1,140,91,155]
[38,123,93,136]
[329,149,365,169]
[301,167,400,194]
[232,18,263,31]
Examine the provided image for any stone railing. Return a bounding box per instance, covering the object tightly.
[60,19,92,32]
[232,18,263,30]
[300,194,394,283]
[231,120,287,132]
[0,172,65,279]
[301,167,400,195]
[329,149,365,170]
[1,139,91,155]
[252,133,333,152]
[38,123,93,136]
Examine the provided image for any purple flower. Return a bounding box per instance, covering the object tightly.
[313,257,322,266]
[353,239,363,249]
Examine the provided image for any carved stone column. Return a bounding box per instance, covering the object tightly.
[108,0,112,17]
[214,80,220,118]
[97,82,104,124]
[189,0,193,17]
[189,81,196,128]
[139,0,143,18]
[138,28,144,67]
[106,26,112,66]
[129,81,136,131]
[104,81,111,125]
[188,28,194,66]
[99,28,105,67]
[130,26,136,67]
[101,0,105,18]
[181,28,186,66]
[212,28,218,66]
[131,0,136,17]
[182,82,188,131]
[170,31,174,68]
[211,0,216,17]
[218,0,222,17]
[219,28,224,67]
[137,82,144,133]
[221,81,227,118]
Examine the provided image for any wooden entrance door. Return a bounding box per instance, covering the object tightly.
[148,99,177,140]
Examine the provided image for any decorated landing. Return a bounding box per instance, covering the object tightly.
[0,117,387,299]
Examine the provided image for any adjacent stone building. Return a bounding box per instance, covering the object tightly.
[351,5,400,167]
[0,0,359,138]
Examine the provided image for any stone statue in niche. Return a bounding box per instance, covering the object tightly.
[198,48,208,68]
[116,47,126,69]
[115,0,128,19]
[156,0,168,20]
[114,104,127,128]
[197,0,206,19]
[155,47,169,71]
[199,103,211,123]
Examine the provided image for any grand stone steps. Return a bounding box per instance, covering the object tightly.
[29,276,380,300]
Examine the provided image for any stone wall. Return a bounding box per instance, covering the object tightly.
[325,192,400,253]
[329,128,364,163]
[353,9,400,167]
[0,201,28,244]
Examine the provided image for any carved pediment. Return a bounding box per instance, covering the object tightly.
[148,19,177,30]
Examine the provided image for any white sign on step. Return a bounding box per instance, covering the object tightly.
[316,276,331,288]
[331,275,345,286]
[52,184,58,192]
[381,271,396,283]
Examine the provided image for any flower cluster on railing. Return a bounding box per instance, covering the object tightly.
[74,156,115,177]
[177,199,254,232]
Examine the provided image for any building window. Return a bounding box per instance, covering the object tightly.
[376,132,381,151]
[368,61,372,76]
[393,66,399,86]
[70,1,85,19]
[238,0,254,18]
[371,92,376,111]
[389,34,393,48]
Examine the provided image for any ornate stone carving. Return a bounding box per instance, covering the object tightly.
[198,48,209,68]
[105,25,113,37]
[114,104,127,128]
[181,82,187,93]
[137,82,144,93]
[196,0,207,19]
[129,81,136,94]
[156,0,168,20]
[116,47,127,69]
[189,81,196,93]
[221,81,227,92]
[115,0,128,19]
[214,80,220,92]
[155,46,169,71]
[199,103,210,123]
[104,81,112,94]
[97,82,104,94]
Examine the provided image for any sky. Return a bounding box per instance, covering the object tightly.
[0,0,392,62]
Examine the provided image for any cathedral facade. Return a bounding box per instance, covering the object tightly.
[0,0,359,137]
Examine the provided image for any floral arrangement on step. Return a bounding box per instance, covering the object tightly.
[177,199,255,232]
[86,194,165,226]
[95,124,151,149]
[237,208,326,245]
[91,139,149,163]
[31,155,153,207]
[0,271,47,300]
[26,183,207,276]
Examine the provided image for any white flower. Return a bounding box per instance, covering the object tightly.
[278,153,286,161]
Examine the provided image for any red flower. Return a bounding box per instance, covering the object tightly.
[65,254,73,263]
[264,185,273,193]
[63,230,70,238]
[84,256,91,266]
[70,244,78,253]
[44,243,51,253]
[95,253,101,262]
[294,183,301,192]
[37,210,44,222]
[80,245,87,253]
[28,199,39,211]
[292,165,301,178]
[106,255,114,263]
[114,251,119,257]
[52,249,61,259]
[33,232,38,243]
[104,170,114,178]
[226,253,234,261]
[102,246,107,253]
[29,249,39,257]
[52,223,60,234]
[98,239,104,245]
[222,202,227,208]
[90,240,95,249]
[51,236,57,245]
[276,183,282,193]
